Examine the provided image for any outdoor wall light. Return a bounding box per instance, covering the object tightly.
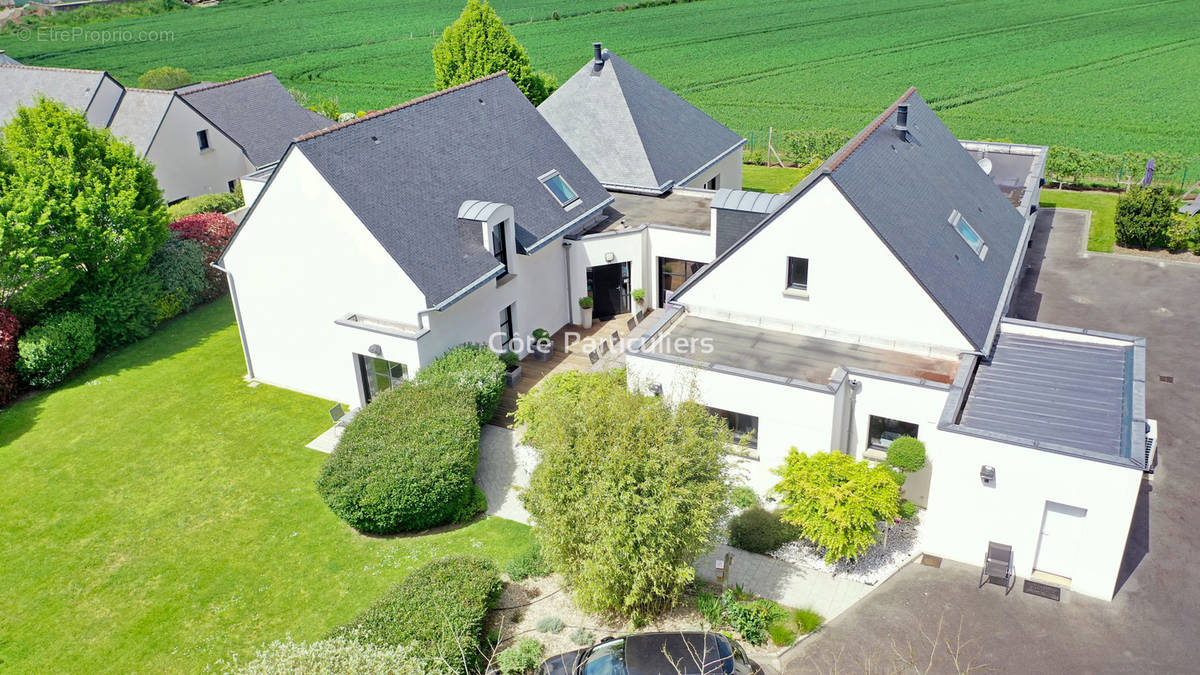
[980,465,996,487]
[648,383,663,396]
[368,344,382,356]
[604,252,616,262]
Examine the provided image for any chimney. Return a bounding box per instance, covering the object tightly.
[592,42,604,73]
[894,103,909,133]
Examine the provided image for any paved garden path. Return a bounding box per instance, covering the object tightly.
[476,424,534,524]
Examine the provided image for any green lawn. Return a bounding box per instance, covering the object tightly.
[0,298,532,673]
[1039,188,1120,252]
[742,164,812,193]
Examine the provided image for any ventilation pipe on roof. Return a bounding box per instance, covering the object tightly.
[592,42,604,73]
[894,103,909,139]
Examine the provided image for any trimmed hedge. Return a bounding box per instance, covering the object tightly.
[167,191,244,221]
[0,309,20,405]
[416,343,506,425]
[728,506,801,554]
[332,556,502,674]
[150,238,208,321]
[885,436,926,473]
[71,271,162,351]
[15,312,95,387]
[316,381,480,533]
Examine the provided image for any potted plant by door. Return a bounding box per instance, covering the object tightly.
[579,296,594,329]
[532,328,553,361]
[500,350,522,387]
[632,288,646,310]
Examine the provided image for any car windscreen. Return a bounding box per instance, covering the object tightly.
[583,639,627,675]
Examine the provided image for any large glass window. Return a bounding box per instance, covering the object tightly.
[499,304,515,350]
[359,355,406,402]
[540,171,578,206]
[658,257,704,306]
[708,406,759,448]
[491,221,508,275]
[786,256,809,290]
[868,415,918,450]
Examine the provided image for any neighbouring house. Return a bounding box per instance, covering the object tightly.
[0,50,18,65]
[0,65,329,203]
[539,43,745,195]
[626,89,1151,601]
[218,72,614,405]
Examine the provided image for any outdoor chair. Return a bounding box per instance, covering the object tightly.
[979,541,1014,594]
[610,329,621,347]
[588,349,600,364]
[627,317,637,331]
[636,309,646,322]
[329,404,357,437]
[598,340,609,356]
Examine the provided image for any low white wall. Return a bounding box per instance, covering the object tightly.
[683,151,744,191]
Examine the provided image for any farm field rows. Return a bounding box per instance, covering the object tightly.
[1,0,1195,158]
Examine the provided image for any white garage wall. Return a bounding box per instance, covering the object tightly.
[146,97,253,203]
[682,150,744,191]
[221,148,427,405]
[677,177,973,355]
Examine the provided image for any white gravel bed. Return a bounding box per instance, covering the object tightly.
[769,516,922,585]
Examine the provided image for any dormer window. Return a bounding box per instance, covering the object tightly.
[949,209,987,259]
[539,170,578,207]
[491,220,509,275]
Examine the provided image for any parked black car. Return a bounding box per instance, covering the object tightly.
[538,631,764,675]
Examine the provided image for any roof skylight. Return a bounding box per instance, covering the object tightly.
[539,170,579,207]
[949,209,987,259]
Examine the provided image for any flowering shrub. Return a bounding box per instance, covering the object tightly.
[169,212,237,300]
[0,309,20,405]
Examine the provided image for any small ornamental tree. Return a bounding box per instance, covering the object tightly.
[516,370,733,624]
[0,98,168,317]
[137,66,191,90]
[170,211,237,300]
[885,436,926,473]
[432,0,558,105]
[1116,185,1177,249]
[773,450,901,563]
[0,309,20,405]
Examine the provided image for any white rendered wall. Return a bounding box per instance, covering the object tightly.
[146,97,253,202]
[88,75,124,127]
[241,177,266,207]
[682,151,744,191]
[677,177,973,355]
[921,431,1140,600]
[221,148,427,405]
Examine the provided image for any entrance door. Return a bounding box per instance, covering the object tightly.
[587,262,630,320]
[1034,501,1087,579]
[658,257,704,307]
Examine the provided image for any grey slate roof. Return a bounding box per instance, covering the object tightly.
[537,47,745,194]
[0,63,109,123]
[108,88,173,155]
[293,72,612,308]
[179,72,331,167]
[0,51,18,65]
[711,188,790,214]
[958,329,1144,466]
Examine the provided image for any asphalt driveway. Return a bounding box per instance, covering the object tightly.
[785,209,1200,674]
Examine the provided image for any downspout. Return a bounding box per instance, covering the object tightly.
[210,262,254,380]
[563,241,574,326]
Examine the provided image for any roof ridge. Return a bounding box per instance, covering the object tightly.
[294,71,509,143]
[0,62,107,76]
[179,71,273,96]
[826,86,917,171]
[123,87,176,94]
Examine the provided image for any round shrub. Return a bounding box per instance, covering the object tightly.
[536,616,563,634]
[728,505,801,554]
[170,212,237,301]
[496,637,542,675]
[150,238,207,320]
[0,309,20,405]
[885,436,926,472]
[1116,185,1177,249]
[316,381,480,533]
[16,312,95,388]
[71,271,162,351]
[416,343,506,425]
[899,499,918,520]
[331,556,502,674]
[730,485,759,509]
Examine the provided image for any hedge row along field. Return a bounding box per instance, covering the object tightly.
[3,0,1197,161]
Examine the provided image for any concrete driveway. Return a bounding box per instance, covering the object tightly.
[785,209,1200,674]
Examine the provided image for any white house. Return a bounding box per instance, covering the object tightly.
[625,89,1151,601]
[219,72,615,405]
[0,65,329,203]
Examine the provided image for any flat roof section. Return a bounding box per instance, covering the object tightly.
[960,141,1046,213]
[586,191,711,234]
[959,332,1134,458]
[648,315,959,386]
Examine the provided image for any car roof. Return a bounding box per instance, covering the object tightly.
[622,632,733,675]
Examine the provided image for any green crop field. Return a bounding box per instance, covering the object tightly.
[2,0,1197,159]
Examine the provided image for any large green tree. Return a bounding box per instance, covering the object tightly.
[515,370,733,624]
[0,98,168,317]
[432,0,557,105]
[773,450,901,563]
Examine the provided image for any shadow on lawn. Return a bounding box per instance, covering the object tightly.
[0,298,237,447]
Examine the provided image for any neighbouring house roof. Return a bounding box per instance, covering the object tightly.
[107,88,174,155]
[537,45,745,194]
[291,72,612,308]
[179,72,331,167]
[710,188,790,214]
[676,89,1028,352]
[0,51,18,65]
[0,63,112,123]
[951,322,1147,469]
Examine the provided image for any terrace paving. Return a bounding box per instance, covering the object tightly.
[585,190,712,234]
